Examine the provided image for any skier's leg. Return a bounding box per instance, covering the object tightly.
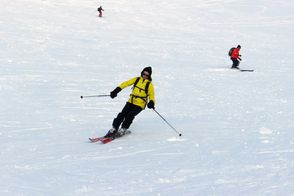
[231,58,239,69]
[237,60,240,68]
[121,104,142,129]
[231,58,235,68]
[112,102,132,129]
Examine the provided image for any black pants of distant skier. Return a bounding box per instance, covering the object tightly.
[112,102,142,130]
[231,58,240,69]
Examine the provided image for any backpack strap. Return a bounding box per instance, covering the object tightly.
[133,77,150,94]
[133,77,140,89]
[145,80,150,94]
[131,77,151,107]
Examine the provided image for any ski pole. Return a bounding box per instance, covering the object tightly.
[153,109,182,137]
[80,94,110,99]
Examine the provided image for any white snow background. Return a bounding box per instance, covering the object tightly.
[1,0,294,195]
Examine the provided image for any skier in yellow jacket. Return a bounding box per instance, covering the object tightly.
[104,67,155,138]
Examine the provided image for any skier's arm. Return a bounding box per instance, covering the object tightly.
[119,77,138,89]
[110,77,137,98]
[148,82,155,104]
[237,51,242,60]
[147,82,155,109]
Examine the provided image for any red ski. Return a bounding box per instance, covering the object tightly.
[89,137,113,144]
[89,130,131,144]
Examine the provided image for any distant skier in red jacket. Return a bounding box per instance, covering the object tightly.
[97,6,104,17]
[230,45,242,69]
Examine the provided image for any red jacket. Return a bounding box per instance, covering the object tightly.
[231,48,241,60]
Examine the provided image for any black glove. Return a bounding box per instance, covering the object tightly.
[110,87,121,99]
[147,100,155,109]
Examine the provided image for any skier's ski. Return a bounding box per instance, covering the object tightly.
[230,68,254,72]
[89,136,113,144]
[89,137,103,143]
[89,130,131,144]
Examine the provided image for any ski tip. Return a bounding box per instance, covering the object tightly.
[89,137,100,143]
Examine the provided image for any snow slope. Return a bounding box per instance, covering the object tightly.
[1,0,294,195]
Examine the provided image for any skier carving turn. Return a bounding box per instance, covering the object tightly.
[104,67,156,139]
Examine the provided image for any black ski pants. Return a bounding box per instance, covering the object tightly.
[112,102,142,130]
[231,58,240,68]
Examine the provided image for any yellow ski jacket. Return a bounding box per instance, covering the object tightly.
[118,77,155,109]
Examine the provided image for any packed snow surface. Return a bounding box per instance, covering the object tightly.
[1,0,294,195]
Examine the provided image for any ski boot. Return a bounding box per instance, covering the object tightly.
[115,128,127,138]
[104,127,118,139]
